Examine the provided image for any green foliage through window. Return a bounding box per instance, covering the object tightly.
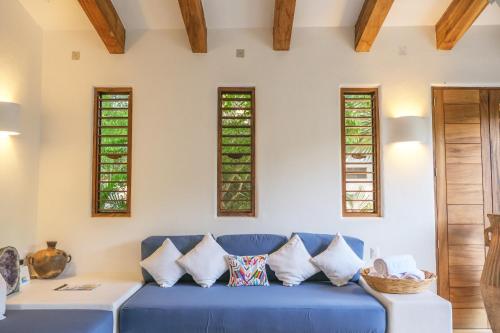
[342,90,380,216]
[93,88,132,216]
[218,88,255,216]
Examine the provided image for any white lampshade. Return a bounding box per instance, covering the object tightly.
[388,116,427,143]
[0,102,21,135]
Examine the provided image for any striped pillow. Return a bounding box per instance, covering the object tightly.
[225,255,269,287]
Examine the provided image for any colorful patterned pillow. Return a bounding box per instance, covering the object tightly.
[225,255,269,287]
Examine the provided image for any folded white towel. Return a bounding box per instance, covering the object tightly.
[368,266,425,280]
[368,270,425,280]
[374,255,418,276]
[401,270,425,280]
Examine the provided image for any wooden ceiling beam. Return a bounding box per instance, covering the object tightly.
[436,0,488,50]
[178,0,207,53]
[355,0,394,52]
[273,0,296,51]
[78,0,125,54]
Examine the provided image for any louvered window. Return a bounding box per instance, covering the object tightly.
[218,87,255,217]
[92,88,132,217]
[341,88,381,217]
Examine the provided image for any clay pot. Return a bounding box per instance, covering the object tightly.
[481,214,500,333]
[29,242,71,279]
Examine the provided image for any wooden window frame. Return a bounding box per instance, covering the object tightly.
[92,87,133,217]
[341,87,381,217]
[217,87,256,217]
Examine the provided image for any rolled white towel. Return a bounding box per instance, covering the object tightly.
[374,255,418,276]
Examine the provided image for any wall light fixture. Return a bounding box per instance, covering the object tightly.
[0,102,21,136]
[388,116,427,143]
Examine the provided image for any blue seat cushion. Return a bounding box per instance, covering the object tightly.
[120,282,386,333]
[216,234,288,282]
[141,235,204,283]
[0,310,112,333]
[293,232,364,282]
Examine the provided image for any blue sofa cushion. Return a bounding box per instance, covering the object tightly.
[0,310,112,333]
[141,235,204,283]
[293,232,364,282]
[216,234,288,282]
[120,282,386,333]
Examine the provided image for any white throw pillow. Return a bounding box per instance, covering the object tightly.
[268,234,320,286]
[177,234,229,288]
[310,233,364,287]
[0,274,6,320]
[140,238,186,287]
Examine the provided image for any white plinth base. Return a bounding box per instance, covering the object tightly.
[360,278,452,333]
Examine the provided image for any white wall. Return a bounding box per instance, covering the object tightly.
[0,0,42,257]
[36,25,500,278]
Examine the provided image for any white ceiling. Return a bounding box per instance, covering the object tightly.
[18,0,500,31]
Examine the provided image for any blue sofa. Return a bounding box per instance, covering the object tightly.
[120,233,386,333]
[0,309,113,333]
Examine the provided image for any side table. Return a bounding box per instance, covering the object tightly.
[7,274,142,333]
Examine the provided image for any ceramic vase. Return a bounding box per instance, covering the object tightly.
[481,214,500,333]
[29,241,71,279]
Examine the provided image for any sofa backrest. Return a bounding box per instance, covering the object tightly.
[216,234,288,282]
[293,232,364,282]
[141,233,364,284]
[141,235,204,283]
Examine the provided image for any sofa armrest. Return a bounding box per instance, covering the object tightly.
[359,278,452,333]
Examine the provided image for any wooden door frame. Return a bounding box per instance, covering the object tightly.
[432,87,449,298]
[489,90,500,215]
[432,86,494,300]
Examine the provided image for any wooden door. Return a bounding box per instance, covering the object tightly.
[433,88,493,330]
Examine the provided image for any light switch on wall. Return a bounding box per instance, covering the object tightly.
[235,49,245,58]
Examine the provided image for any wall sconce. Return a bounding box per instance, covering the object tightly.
[0,102,21,136]
[388,116,427,143]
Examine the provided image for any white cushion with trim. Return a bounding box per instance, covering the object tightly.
[140,238,185,288]
[311,233,364,287]
[177,234,229,288]
[268,234,320,286]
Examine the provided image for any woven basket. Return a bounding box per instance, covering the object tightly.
[361,268,436,294]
